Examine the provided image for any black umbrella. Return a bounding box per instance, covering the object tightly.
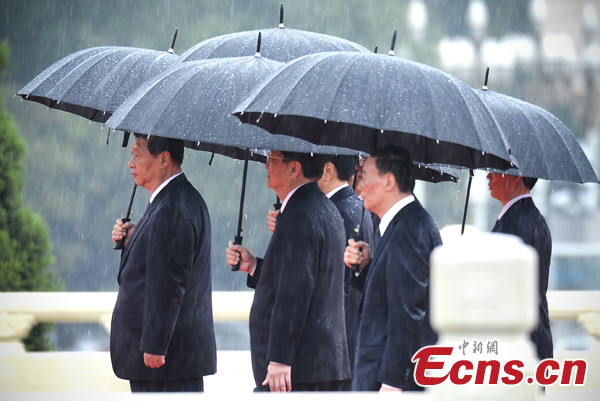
[180,3,369,63]
[16,30,180,124]
[458,69,599,234]
[475,75,599,184]
[233,50,517,171]
[105,40,367,269]
[16,30,182,249]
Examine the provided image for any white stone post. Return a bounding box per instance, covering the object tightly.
[428,231,540,400]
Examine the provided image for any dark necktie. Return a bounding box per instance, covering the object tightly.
[374,229,382,252]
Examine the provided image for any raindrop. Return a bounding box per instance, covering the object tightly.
[274,114,278,118]
[436,139,440,144]
[381,129,384,133]
[324,120,327,124]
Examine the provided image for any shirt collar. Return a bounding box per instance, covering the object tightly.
[497,194,531,220]
[150,172,183,204]
[378,195,415,236]
[325,183,349,199]
[279,182,310,213]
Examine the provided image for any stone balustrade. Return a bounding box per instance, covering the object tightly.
[0,290,599,395]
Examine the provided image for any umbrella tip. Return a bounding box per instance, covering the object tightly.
[388,29,397,56]
[255,32,262,57]
[482,67,490,90]
[279,3,284,28]
[168,28,179,54]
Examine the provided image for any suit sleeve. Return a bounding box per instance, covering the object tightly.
[266,209,319,365]
[247,258,263,289]
[140,203,196,355]
[378,223,432,388]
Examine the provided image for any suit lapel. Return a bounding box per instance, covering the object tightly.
[118,174,185,279]
[368,201,416,268]
[330,185,353,204]
[492,198,528,232]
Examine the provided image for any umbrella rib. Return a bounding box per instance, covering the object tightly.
[148,65,212,139]
[521,101,583,181]
[44,49,114,100]
[320,54,364,122]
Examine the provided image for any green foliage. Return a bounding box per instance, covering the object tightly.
[0,41,58,351]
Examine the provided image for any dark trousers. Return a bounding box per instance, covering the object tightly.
[130,377,204,392]
[254,379,350,392]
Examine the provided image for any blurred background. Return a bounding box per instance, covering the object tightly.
[1,0,599,353]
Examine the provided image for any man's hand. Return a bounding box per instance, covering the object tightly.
[267,209,279,233]
[226,241,257,274]
[344,238,370,272]
[144,352,165,369]
[262,362,292,392]
[112,219,135,247]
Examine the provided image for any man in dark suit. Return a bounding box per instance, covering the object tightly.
[487,172,553,361]
[226,150,350,392]
[111,134,216,392]
[344,146,441,392]
[317,155,373,390]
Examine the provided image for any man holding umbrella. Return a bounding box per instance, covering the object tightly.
[344,146,441,392]
[111,134,216,392]
[317,154,374,389]
[226,150,351,392]
[486,172,553,361]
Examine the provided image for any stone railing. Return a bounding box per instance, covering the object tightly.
[0,290,599,395]
[0,291,253,353]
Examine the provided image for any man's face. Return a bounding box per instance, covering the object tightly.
[265,151,291,193]
[358,157,386,214]
[486,172,521,204]
[128,138,162,191]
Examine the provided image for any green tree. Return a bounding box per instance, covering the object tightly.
[0,41,59,351]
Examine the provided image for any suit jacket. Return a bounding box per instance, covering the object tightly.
[110,174,217,381]
[247,182,351,386]
[492,196,553,360]
[353,200,441,391]
[329,185,374,377]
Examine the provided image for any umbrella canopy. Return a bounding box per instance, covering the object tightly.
[180,4,368,63]
[16,30,180,123]
[105,55,366,158]
[475,88,599,184]
[233,51,517,171]
[104,52,368,268]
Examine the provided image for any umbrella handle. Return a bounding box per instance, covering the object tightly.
[350,238,363,273]
[113,182,137,250]
[231,235,243,271]
[351,205,366,273]
[113,217,131,250]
